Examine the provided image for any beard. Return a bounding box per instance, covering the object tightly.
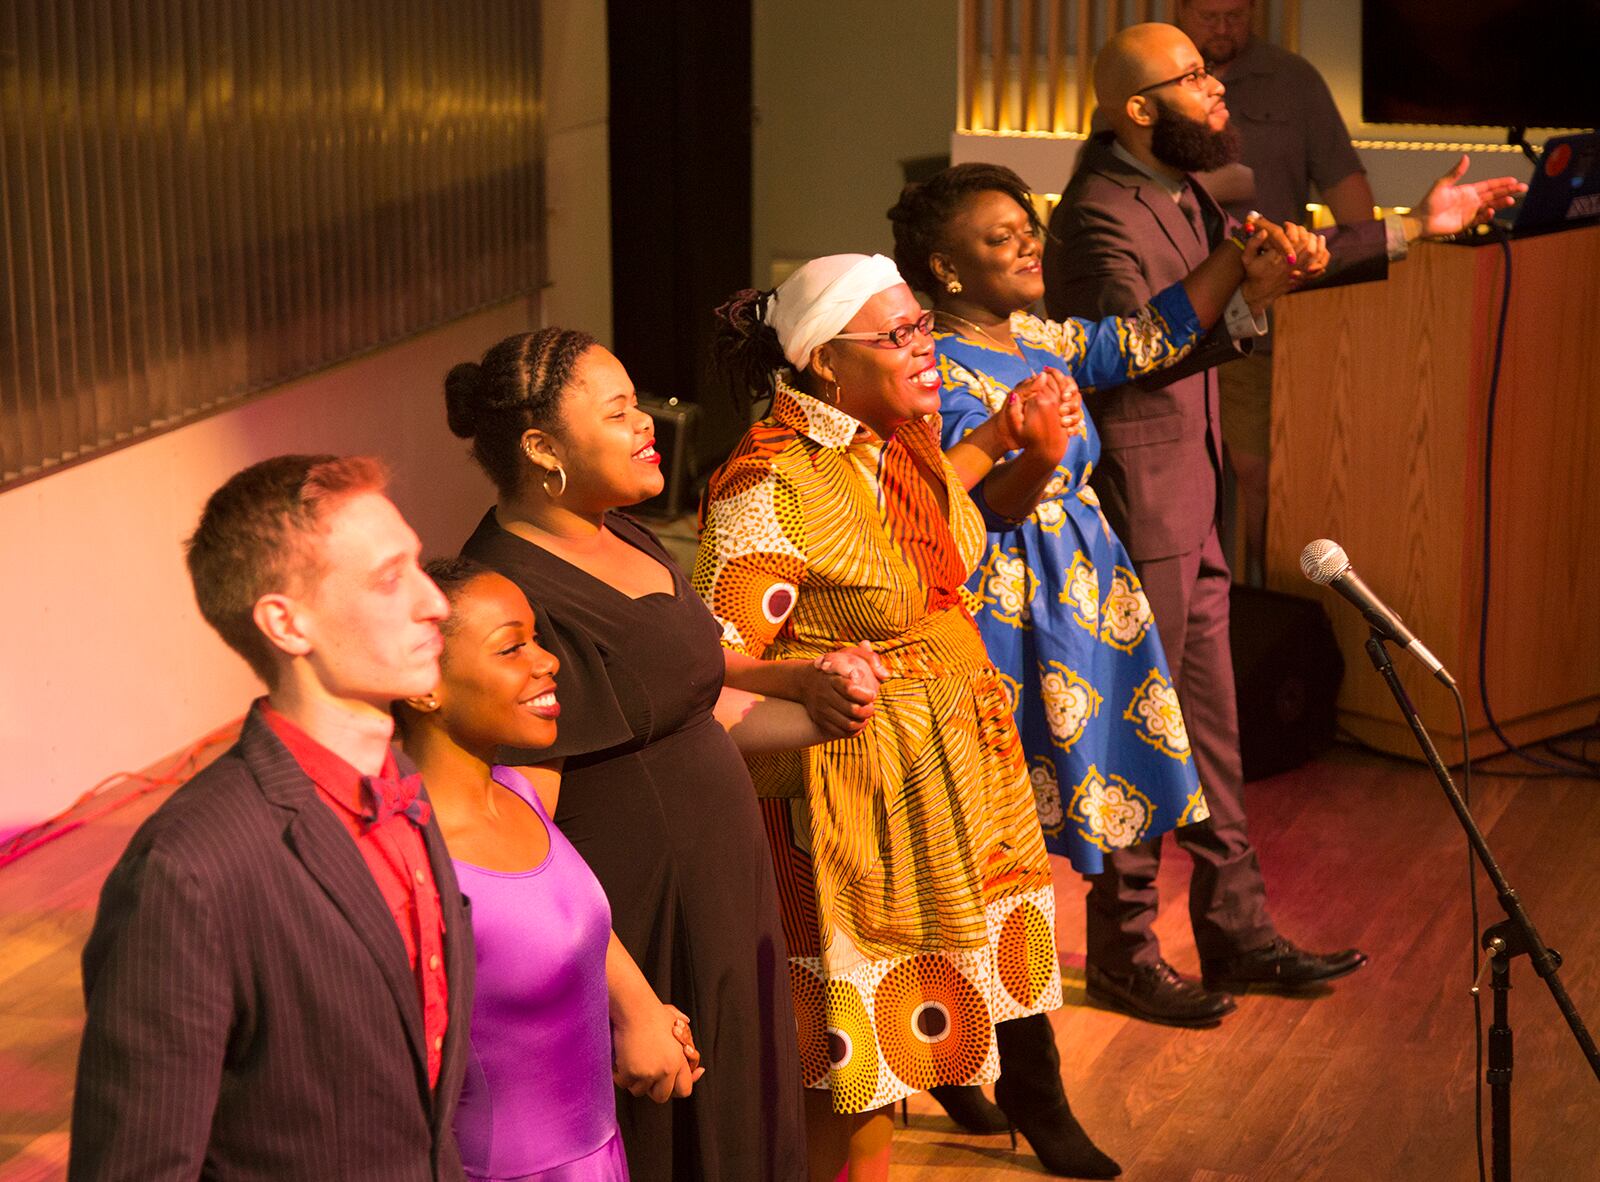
[1199,34,1244,65]
[1150,97,1241,173]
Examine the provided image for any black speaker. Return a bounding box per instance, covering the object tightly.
[1229,585,1344,781]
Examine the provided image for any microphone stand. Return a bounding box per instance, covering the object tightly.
[1362,631,1600,1181]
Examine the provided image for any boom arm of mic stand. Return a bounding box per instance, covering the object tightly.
[1361,632,1600,1083]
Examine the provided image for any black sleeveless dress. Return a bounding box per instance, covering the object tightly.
[460,510,806,1182]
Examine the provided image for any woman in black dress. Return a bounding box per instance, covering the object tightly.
[445,329,878,1182]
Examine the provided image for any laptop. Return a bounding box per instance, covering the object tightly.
[1506,131,1600,237]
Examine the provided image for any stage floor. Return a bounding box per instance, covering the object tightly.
[3,744,1597,1180]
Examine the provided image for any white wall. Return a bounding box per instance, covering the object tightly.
[543,0,614,341]
[752,1,958,286]
[0,303,525,832]
[0,1,614,835]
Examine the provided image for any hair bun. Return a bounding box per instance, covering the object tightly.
[444,361,486,439]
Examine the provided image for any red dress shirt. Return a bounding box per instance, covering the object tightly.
[261,702,449,1088]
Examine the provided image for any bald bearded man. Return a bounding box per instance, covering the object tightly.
[1042,23,1522,1028]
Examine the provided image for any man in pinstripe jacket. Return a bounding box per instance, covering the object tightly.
[70,455,475,1181]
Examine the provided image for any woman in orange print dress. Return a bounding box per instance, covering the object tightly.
[698,254,1118,1181]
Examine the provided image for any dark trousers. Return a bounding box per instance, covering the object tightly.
[1085,525,1276,972]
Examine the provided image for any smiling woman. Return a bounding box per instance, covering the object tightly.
[395,559,647,1182]
[699,254,1118,1181]
[439,326,901,1181]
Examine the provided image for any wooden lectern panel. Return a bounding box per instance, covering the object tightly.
[1266,226,1600,757]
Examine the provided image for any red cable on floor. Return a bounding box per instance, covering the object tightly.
[0,721,241,872]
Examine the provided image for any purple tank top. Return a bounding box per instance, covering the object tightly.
[452,766,627,1181]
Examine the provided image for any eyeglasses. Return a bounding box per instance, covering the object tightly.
[1135,65,1212,96]
[833,310,935,349]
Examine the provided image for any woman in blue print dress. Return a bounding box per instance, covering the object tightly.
[888,162,1296,868]
[884,160,1301,1138]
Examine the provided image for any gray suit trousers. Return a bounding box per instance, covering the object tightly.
[1084,525,1277,971]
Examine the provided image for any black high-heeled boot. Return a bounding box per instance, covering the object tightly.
[927,1084,1010,1134]
[993,1014,1122,1179]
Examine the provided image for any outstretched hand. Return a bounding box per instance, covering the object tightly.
[1414,155,1526,237]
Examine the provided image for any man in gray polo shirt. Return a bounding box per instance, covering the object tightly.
[1177,0,1375,583]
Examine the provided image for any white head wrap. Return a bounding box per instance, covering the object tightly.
[764,253,905,371]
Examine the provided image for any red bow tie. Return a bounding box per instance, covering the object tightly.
[359,773,432,832]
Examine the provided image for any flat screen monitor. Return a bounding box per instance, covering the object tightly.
[1362,0,1600,128]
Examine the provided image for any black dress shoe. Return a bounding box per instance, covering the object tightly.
[1200,936,1369,993]
[928,1084,1011,1134]
[1085,960,1237,1028]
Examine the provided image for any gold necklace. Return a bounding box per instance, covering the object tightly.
[933,308,1022,356]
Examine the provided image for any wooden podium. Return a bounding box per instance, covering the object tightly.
[1266,224,1600,758]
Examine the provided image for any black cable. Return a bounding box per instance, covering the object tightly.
[1474,226,1600,780]
[1333,727,1573,779]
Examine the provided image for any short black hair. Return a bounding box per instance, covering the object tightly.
[887,162,1044,295]
[422,555,496,642]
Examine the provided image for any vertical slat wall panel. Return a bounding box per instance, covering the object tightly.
[960,0,1301,139]
[1075,1,1094,134]
[1046,2,1068,134]
[961,0,982,131]
[1018,2,1037,132]
[0,0,544,487]
[991,0,1012,131]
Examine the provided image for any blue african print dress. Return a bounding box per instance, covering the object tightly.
[935,284,1210,874]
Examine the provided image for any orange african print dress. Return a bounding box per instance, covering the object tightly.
[693,379,1061,1114]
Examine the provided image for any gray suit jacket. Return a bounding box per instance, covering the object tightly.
[70,703,475,1182]
[1045,132,1388,562]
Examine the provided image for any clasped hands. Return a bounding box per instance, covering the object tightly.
[802,641,891,739]
[614,1002,704,1101]
[1236,214,1330,312]
[989,367,1085,459]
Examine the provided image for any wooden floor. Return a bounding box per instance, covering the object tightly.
[3,745,1598,1180]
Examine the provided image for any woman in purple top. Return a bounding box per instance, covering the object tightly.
[399,558,701,1180]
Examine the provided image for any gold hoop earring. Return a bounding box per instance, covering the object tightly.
[945,277,963,294]
[542,465,568,498]
[823,378,842,406]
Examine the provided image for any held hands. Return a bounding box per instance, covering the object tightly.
[614,1001,706,1102]
[1012,368,1081,462]
[668,1005,703,1083]
[804,641,890,738]
[1411,154,1527,238]
[981,370,1081,457]
[1279,222,1330,285]
[986,388,1028,454]
[1237,215,1298,311]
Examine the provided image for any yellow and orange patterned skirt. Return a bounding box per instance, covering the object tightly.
[751,606,1062,1114]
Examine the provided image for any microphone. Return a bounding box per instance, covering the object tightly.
[1300,539,1456,687]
